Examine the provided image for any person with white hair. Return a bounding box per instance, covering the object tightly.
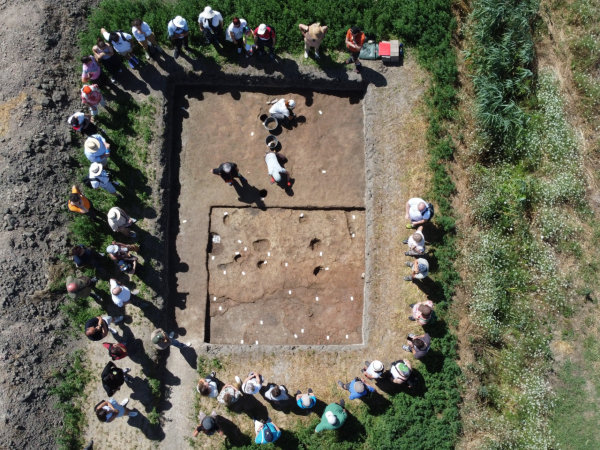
[361,360,385,380]
[88,162,120,196]
[337,377,375,400]
[315,401,347,432]
[168,15,192,59]
[404,258,429,281]
[198,6,223,46]
[295,388,317,410]
[405,197,433,228]
[404,225,426,256]
[264,151,291,187]
[269,98,296,123]
[241,372,263,396]
[107,207,137,238]
[211,161,246,185]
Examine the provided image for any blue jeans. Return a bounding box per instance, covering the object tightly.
[171,338,185,348]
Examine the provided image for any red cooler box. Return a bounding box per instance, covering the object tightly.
[379,40,400,64]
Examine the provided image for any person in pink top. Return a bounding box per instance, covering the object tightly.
[409,301,434,325]
[81,55,105,85]
[81,84,106,120]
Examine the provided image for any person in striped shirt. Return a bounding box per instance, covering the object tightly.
[409,301,434,325]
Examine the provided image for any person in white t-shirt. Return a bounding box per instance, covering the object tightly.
[405,197,432,228]
[269,99,296,124]
[226,17,248,53]
[264,384,289,405]
[265,151,291,187]
[131,18,163,60]
[361,360,385,380]
[197,371,219,398]
[198,6,223,46]
[404,258,429,281]
[241,372,263,396]
[404,226,426,256]
[101,28,139,69]
[110,279,145,308]
[168,16,194,60]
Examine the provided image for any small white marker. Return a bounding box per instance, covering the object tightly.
[289,290,292,294]
[268,252,270,256]
[294,334,298,338]
[300,213,304,218]
[242,271,245,275]
[212,256,215,260]
[237,240,242,243]
[325,267,329,271]
[255,340,258,345]
[319,110,322,114]
[260,320,263,325]
[301,329,304,333]
[235,252,240,255]
[322,170,326,173]
[260,198,264,200]
[244,247,247,251]
[316,297,319,301]
[183,220,187,223]
[213,297,217,301]
[350,296,354,301]
[241,340,244,344]
[320,252,323,256]
[223,271,227,275]
[285,263,288,267]
[219,306,222,310]
[352,233,355,238]
[352,215,355,219]
[251,132,254,136]
[346,335,349,339]
[326,336,329,340]
[224,212,228,216]
[362,273,365,278]
[264,261,267,264]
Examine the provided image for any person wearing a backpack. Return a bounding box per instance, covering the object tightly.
[254,417,281,444]
[168,16,194,60]
[253,24,276,60]
[107,207,138,238]
[405,197,433,228]
[101,28,139,69]
[198,6,223,46]
[88,162,120,197]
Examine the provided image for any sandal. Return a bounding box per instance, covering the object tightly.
[406,224,414,229]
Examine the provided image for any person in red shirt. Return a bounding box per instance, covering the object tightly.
[345,26,365,73]
[253,24,276,60]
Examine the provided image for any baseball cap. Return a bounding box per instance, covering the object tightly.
[152,331,166,344]
[202,417,215,431]
[263,425,274,442]
[396,362,411,377]
[258,24,267,34]
[418,263,428,273]
[106,245,119,254]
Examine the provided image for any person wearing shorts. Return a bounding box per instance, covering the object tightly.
[131,18,163,59]
[94,398,137,422]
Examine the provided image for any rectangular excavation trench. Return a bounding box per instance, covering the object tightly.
[171,85,366,346]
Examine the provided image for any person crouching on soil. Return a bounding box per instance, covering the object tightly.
[265,151,291,187]
[269,98,296,124]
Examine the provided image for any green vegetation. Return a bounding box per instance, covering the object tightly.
[49,351,93,450]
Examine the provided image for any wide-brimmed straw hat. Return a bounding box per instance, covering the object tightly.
[173,16,186,28]
[89,162,103,175]
[108,207,122,221]
[308,23,324,40]
[202,6,216,18]
[85,137,100,152]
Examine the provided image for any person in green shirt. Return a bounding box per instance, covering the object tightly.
[315,400,347,432]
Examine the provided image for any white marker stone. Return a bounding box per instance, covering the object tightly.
[316,297,319,301]
[325,267,329,271]
[219,306,222,310]
[352,233,355,238]
[326,336,329,340]
[346,335,349,339]
[268,252,270,256]
[237,240,242,243]
[289,290,292,294]
[251,132,254,136]
[183,220,187,223]
[244,247,247,251]
[255,341,259,345]
[362,273,365,278]
[214,297,217,301]
[319,110,322,114]
[351,296,354,301]
[241,340,244,344]
[301,329,304,333]
[242,271,245,275]
[260,320,263,325]
[352,215,355,219]
[223,271,227,275]
[235,251,240,255]
[285,263,288,267]
[300,213,304,218]
[264,261,267,264]
[322,170,326,173]
[224,212,228,216]
[294,334,298,338]
[212,256,215,260]
[319,252,322,256]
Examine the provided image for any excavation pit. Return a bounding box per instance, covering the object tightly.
[172,86,366,346]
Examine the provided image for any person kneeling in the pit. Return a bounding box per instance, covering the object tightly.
[265,151,291,187]
[269,99,296,124]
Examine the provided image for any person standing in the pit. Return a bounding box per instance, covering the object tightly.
[269,98,296,124]
[265,151,291,187]
[211,162,246,185]
[345,26,365,73]
[151,328,192,349]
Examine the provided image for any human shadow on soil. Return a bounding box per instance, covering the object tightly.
[179,345,198,370]
[217,415,253,446]
[127,411,165,440]
[114,68,151,96]
[234,394,268,420]
[232,179,267,210]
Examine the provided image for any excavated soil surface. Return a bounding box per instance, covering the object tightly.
[173,88,366,347]
[208,207,365,345]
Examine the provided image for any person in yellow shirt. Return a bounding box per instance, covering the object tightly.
[68,185,100,220]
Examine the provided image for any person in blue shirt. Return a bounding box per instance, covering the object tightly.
[337,377,375,400]
[296,389,317,410]
[254,417,281,444]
